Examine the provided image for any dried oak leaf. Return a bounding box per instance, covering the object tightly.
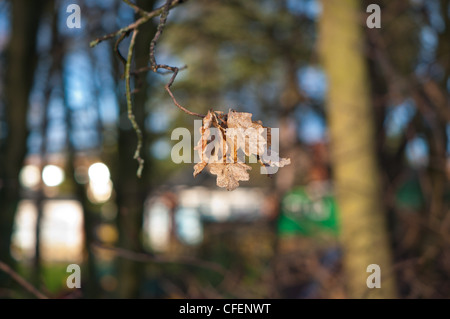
[193,109,290,191]
[193,162,207,177]
[193,111,227,177]
[260,151,291,168]
[208,162,252,191]
[226,110,267,156]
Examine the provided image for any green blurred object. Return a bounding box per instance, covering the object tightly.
[394,178,425,211]
[278,185,339,237]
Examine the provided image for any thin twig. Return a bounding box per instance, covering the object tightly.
[165,80,205,118]
[91,0,202,177]
[148,0,205,118]
[114,31,129,75]
[0,260,49,299]
[93,0,202,118]
[122,0,148,17]
[132,64,187,75]
[125,29,144,178]
[92,243,227,276]
[149,0,172,70]
[89,0,187,48]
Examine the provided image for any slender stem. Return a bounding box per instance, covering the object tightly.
[0,260,49,299]
[114,31,128,73]
[122,0,148,17]
[93,0,202,119]
[132,64,187,75]
[148,0,204,118]
[149,0,172,70]
[91,0,201,176]
[125,29,144,178]
[165,81,205,118]
[92,243,226,276]
[89,0,187,48]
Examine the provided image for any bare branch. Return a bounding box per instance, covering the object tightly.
[114,31,129,74]
[165,78,205,118]
[92,243,227,276]
[149,0,172,70]
[89,0,188,48]
[91,0,202,177]
[125,29,144,178]
[0,260,49,299]
[132,64,187,75]
[148,0,205,118]
[122,0,148,17]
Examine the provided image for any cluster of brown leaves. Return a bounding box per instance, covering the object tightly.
[194,109,290,190]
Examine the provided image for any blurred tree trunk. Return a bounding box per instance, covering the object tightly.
[0,0,44,284]
[319,0,397,298]
[428,0,449,226]
[63,76,101,298]
[114,0,156,298]
[33,1,57,287]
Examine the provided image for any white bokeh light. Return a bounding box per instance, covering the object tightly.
[88,180,113,204]
[87,162,112,203]
[42,165,65,187]
[88,162,110,184]
[19,165,41,189]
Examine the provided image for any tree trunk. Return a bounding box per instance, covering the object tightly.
[319,0,397,298]
[0,0,44,285]
[114,0,157,298]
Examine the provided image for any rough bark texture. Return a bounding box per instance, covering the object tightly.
[319,0,397,298]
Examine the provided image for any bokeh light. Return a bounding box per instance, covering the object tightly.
[87,162,113,203]
[88,162,110,184]
[42,165,65,187]
[19,165,41,189]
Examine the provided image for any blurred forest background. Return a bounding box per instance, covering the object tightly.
[0,0,449,299]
